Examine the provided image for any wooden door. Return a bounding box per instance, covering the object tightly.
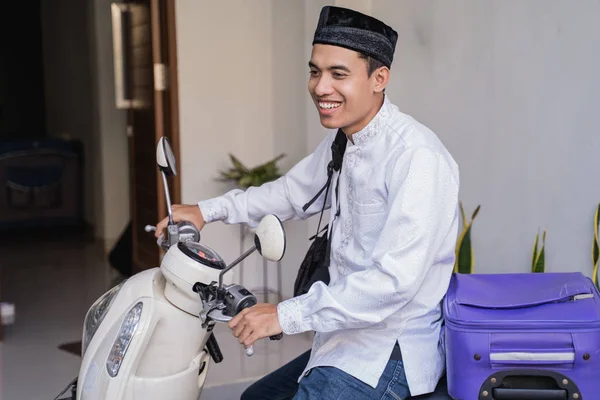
[112,0,180,273]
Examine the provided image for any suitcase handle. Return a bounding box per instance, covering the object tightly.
[493,388,566,400]
[478,369,581,400]
[489,351,575,366]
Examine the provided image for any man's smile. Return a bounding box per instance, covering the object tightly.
[318,101,342,115]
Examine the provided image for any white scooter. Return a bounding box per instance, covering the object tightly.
[55,137,286,400]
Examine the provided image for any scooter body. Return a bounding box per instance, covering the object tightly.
[76,249,217,399]
[55,136,286,400]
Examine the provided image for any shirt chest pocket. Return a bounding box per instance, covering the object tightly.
[351,200,387,243]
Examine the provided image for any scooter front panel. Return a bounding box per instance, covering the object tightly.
[77,269,159,399]
[78,297,155,399]
[129,350,210,400]
[77,268,211,400]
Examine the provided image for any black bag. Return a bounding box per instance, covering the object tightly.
[293,130,347,297]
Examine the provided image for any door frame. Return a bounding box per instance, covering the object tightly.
[151,0,181,216]
[124,0,182,273]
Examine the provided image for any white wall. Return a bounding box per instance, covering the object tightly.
[88,0,130,249]
[176,0,311,296]
[370,0,600,275]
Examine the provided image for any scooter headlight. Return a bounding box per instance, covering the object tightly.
[82,281,126,355]
[106,302,143,377]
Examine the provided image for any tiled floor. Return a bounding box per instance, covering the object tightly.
[0,232,312,400]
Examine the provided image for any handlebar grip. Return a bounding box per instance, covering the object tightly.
[243,334,281,357]
[206,333,223,363]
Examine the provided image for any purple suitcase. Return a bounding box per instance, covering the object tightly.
[443,272,600,400]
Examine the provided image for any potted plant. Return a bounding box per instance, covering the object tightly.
[217,153,286,189]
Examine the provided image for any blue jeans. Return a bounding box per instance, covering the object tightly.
[241,350,311,400]
[294,359,411,400]
[240,350,411,400]
[241,350,452,400]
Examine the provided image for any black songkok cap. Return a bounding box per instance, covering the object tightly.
[312,6,398,68]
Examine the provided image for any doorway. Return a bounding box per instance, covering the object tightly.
[111,0,181,274]
[0,0,182,349]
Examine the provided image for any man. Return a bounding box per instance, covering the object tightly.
[156,6,459,400]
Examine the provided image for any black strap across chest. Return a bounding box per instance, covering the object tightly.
[301,129,347,239]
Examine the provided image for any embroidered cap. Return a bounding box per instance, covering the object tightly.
[312,6,398,68]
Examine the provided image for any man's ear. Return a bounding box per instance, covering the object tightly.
[373,67,390,93]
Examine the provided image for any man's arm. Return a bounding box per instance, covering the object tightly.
[199,132,336,228]
[277,146,459,334]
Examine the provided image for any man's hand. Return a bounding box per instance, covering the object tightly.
[228,303,283,347]
[155,204,206,238]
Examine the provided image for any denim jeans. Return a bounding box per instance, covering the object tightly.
[293,359,410,400]
[241,350,311,400]
[240,349,452,400]
[240,349,411,400]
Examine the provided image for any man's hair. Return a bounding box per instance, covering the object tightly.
[358,53,387,77]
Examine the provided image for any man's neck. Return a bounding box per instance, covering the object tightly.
[342,95,385,144]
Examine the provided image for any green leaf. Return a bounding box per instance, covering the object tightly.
[471,204,481,220]
[593,203,599,288]
[456,225,473,274]
[218,169,242,180]
[533,246,545,273]
[459,201,467,227]
[531,232,539,272]
[238,175,253,188]
[532,230,546,273]
[454,203,480,274]
[229,154,249,174]
[217,153,286,188]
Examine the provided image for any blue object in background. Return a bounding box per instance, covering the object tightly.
[0,137,84,231]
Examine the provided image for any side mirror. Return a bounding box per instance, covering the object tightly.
[254,215,286,262]
[157,137,177,176]
[156,136,178,246]
[218,214,286,290]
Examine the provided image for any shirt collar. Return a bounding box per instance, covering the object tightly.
[350,95,392,147]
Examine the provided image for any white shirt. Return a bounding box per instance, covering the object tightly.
[198,95,460,396]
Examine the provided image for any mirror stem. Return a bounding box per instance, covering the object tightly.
[219,246,257,289]
[161,171,174,225]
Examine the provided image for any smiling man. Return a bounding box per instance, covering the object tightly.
[156,6,459,400]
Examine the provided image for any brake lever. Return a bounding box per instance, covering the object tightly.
[156,234,169,251]
[145,224,170,251]
[144,225,156,232]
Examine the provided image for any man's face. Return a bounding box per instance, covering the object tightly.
[308,44,386,134]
